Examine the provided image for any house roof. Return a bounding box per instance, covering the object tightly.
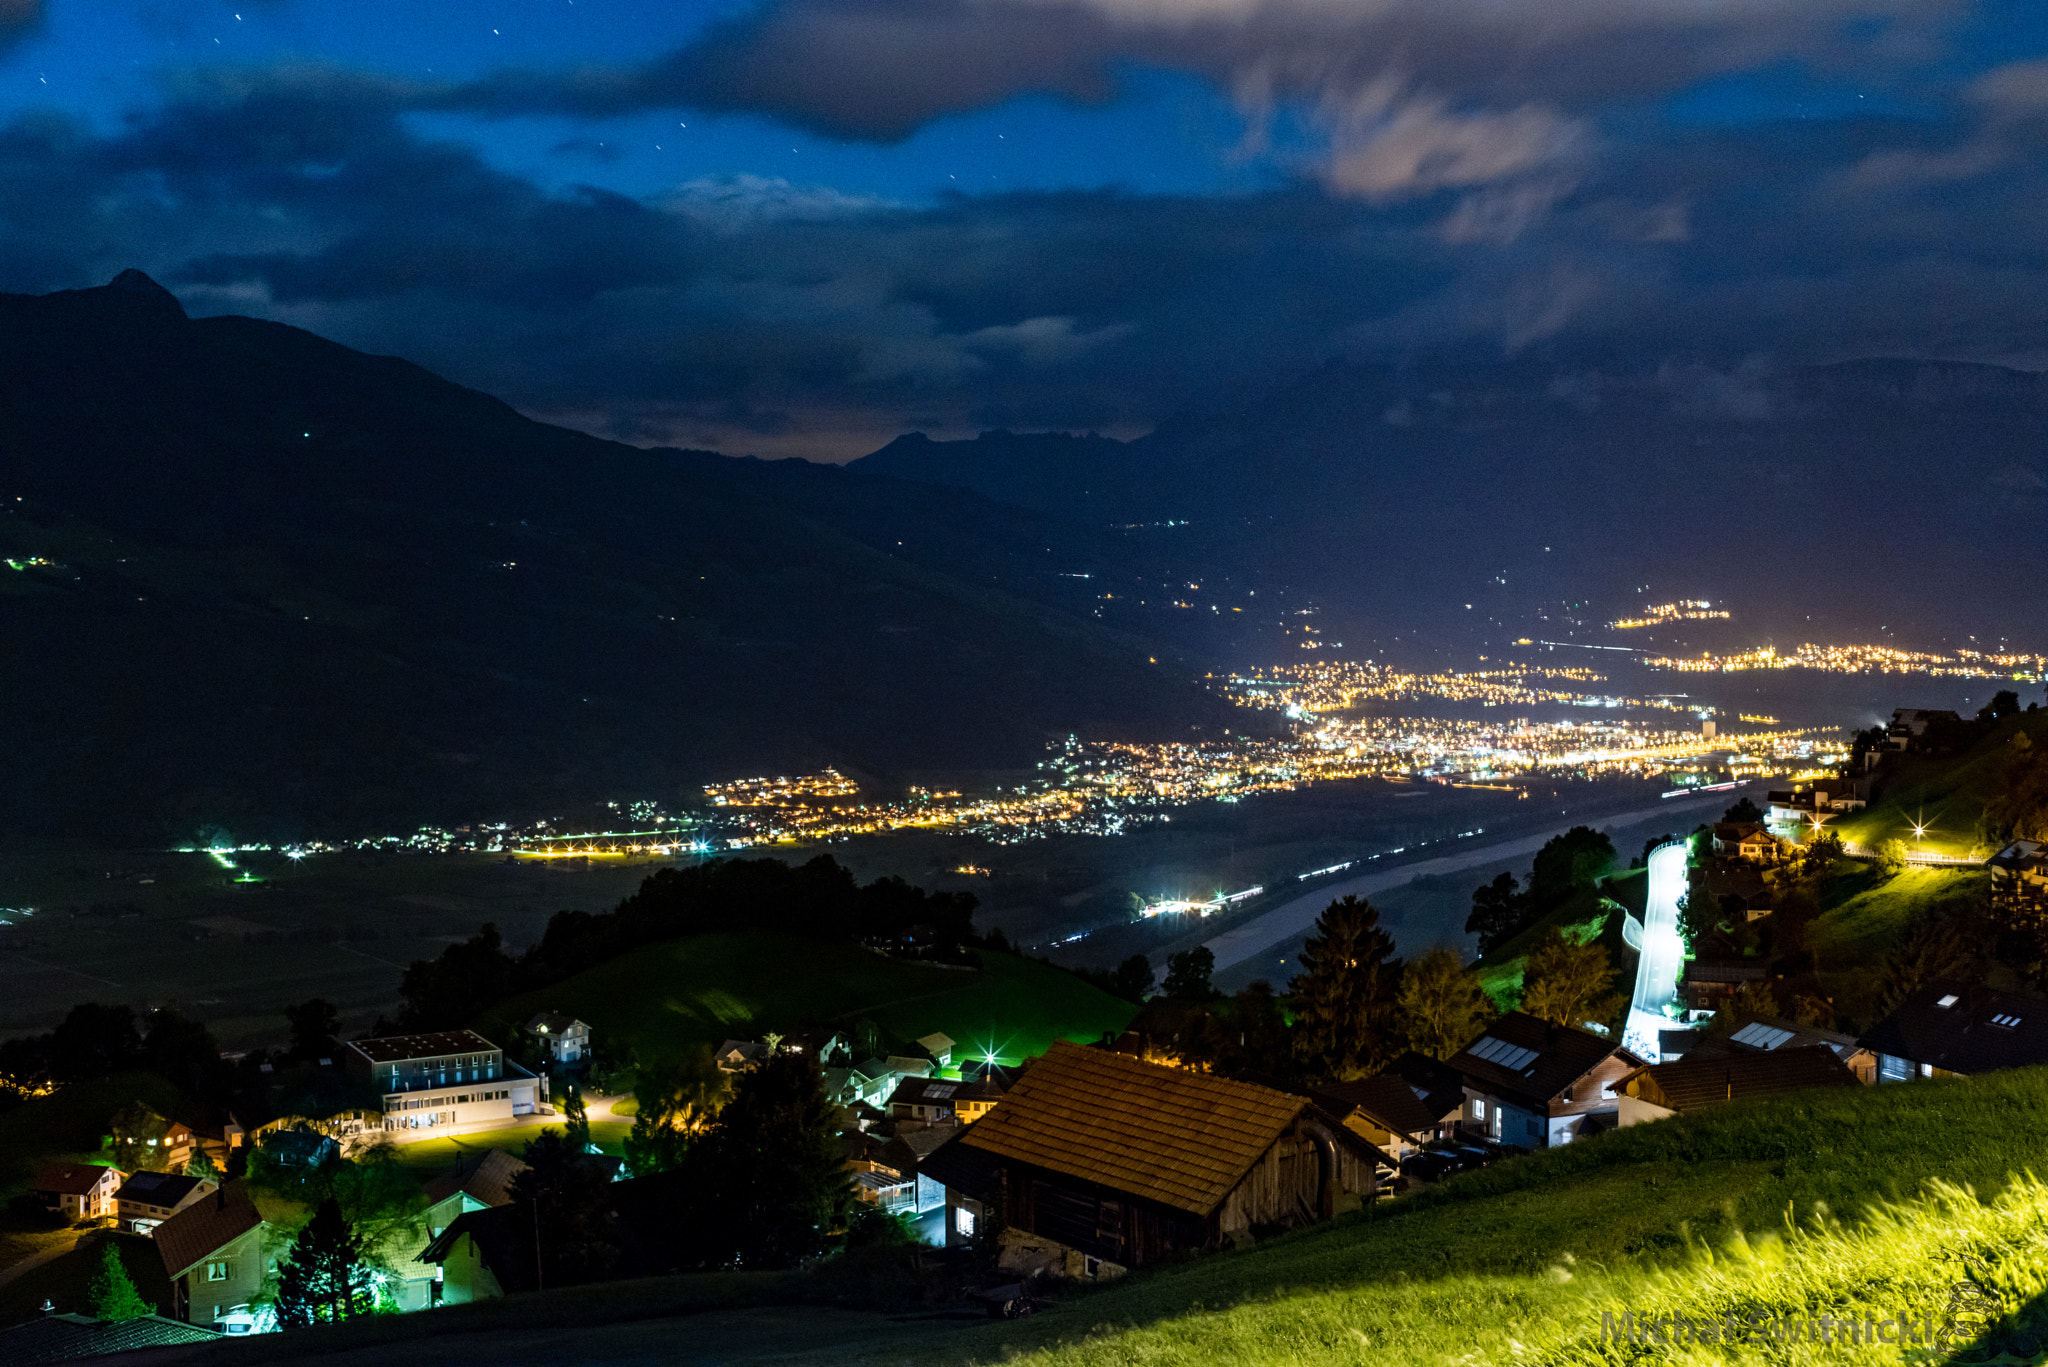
[346,1030,499,1064]
[154,1182,263,1279]
[955,1041,1311,1217]
[115,1171,207,1206]
[423,1147,527,1209]
[917,1127,1007,1204]
[1684,1014,1864,1062]
[1683,959,1768,984]
[915,1032,955,1054]
[417,1204,540,1294]
[525,1012,584,1034]
[887,1075,1004,1109]
[0,1313,218,1366]
[1447,1012,1642,1112]
[29,1163,116,1196]
[1615,1045,1858,1111]
[1861,980,2048,1076]
[1314,1068,1451,1139]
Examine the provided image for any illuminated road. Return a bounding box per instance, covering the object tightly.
[1202,786,1744,973]
[1621,841,1689,1060]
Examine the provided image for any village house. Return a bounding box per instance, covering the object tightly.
[115,1171,217,1235]
[1680,957,1771,1012]
[886,1074,1004,1128]
[524,1012,592,1066]
[1673,1015,1879,1083]
[921,1042,1386,1276]
[1885,708,1962,752]
[1612,1045,1858,1126]
[1710,822,1779,863]
[1862,981,2048,1081]
[714,1039,770,1073]
[153,1183,271,1333]
[1445,1012,1648,1147]
[28,1162,123,1221]
[915,1032,955,1068]
[344,1029,545,1134]
[1313,1052,1465,1160]
[1990,840,2047,911]
[1764,781,1866,828]
[384,1149,528,1309]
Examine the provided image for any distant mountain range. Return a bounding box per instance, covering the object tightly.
[855,356,2048,650]
[0,272,1252,841]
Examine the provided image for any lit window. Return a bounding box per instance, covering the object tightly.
[954,1207,976,1237]
[1991,1013,2023,1028]
[1936,994,1960,1009]
[207,1262,229,1282]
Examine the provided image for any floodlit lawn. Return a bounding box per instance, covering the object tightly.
[1807,865,1988,1024]
[384,1119,631,1171]
[479,934,1134,1068]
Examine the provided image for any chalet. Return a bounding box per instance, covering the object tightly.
[1990,840,2047,910]
[391,1149,528,1309]
[154,1183,271,1332]
[1446,1012,1647,1148]
[29,1163,123,1221]
[1862,981,2048,1082]
[887,1074,1004,1127]
[1676,1015,1878,1083]
[1764,782,1865,828]
[417,1204,536,1305]
[1680,957,1770,1012]
[916,1032,956,1067]
[1887,709,1962,750]
[524,1012,591,1065]
[1702,865,1774,919]
[920,1042,1385,1276]
[1613,1045,1858,1125]
[161,1116,245,1173]
[1313,1052,1465,1160]
[115,1171,216,1235]
[843,1131,920,1213]
[344,1029,544,1133]
[1710,823,1777,863]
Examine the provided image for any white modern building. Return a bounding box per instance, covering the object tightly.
[344,1030,544,1132]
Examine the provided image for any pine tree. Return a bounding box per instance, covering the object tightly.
[1289,895,1402,1079]
[89,1243,151,1322]
[273,1198,374,1328]
[687,1051,851,1268]
[562,1082,591,1152]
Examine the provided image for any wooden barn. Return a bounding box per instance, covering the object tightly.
[923,1042,1387,1274]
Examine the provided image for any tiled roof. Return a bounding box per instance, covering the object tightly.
[887,1075,1003,1108]
[346,1030,499,1064]
[525,1012,584,1033]
[422,1147,527,1209]
[1616,1045,1857,1111]
[1861,980,2048,1076]
[1682,1014,1863,1063]
[1449,1012,1641,1111]
[1315,1069,1446,1138]
[153,1182,263,1280]
[0,1313,218,1365]
[29,1163,115,1196]
[957,1041,1308,1217]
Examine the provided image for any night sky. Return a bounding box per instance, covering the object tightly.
[5,0,2048,457]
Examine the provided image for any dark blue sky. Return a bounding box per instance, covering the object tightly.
[3,0,2047,456]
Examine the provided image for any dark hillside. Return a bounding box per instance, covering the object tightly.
[0,273,1240,840]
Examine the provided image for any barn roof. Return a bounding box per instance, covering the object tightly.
[957,1041,1308,1217]
[1615,1044,1858,1111]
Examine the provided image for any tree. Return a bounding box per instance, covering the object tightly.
[561,1082,591,1152]
[1877,838,1910,876]
[1289,896,1402,1078]
[141,1009,221,1099]
[1980,689,2022,724]
[1397,948,1496,1060]
[1161,947,1219,1001]
[1675,891,1712,955]
[686,1051,851,1268]
[46,1004,142,1083]
[282,1000,341,1064]
[394,923,516,1031]
[624,1046,725,1177]
[1111,954,1154,1002]
[1528,827,1616,912]
[1723,796,1763,824]
[110,1104,172,1174]
[88,1243,151,1322]
[1518,928,1625,1032]
[184,1150,221,1182]
[273,1198,375,1328]
[513,1129,619,1287]
[1465,872,1530,954]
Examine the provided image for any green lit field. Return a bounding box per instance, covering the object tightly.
[1829,714,2033,859]
[478,934,1137,1069]
[384,1120,633,1172]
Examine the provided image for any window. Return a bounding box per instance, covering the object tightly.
[206,1262,229,1282]
[1991,1013,2023,1029]
[1936,994,1960,1009]
[954,1206,977,1238]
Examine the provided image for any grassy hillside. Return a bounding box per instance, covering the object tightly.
[1807,865,1991,1024]
[479,935,1136,1069]
[1833,713,2037,858]
[175,1066,2048,1366]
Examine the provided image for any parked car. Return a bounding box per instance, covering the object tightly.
[1400,1152,1458,1182]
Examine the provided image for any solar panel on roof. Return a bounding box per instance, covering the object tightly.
[1730,1022,1796,1050]
[926,1084,958,1098]
[1469,1036,1539,1071]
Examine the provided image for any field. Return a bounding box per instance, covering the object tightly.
[384,1120,633,1172]
[478,934,1138,1068]
[0,843,670,1048]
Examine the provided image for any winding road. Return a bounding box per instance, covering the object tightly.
[1621,841,1689,1060]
